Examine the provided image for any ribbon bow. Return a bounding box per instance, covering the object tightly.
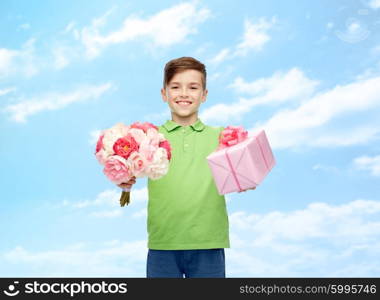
[217,125,248,150]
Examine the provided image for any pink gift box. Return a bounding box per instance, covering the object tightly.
[206,129,276,195]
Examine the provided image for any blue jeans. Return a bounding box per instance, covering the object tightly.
[146,248,225,278]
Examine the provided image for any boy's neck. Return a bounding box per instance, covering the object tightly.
[171,114,199,126]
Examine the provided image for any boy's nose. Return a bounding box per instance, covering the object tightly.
[180,88,189,96]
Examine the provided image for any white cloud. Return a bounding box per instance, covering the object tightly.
[230,199,380,241]
[63,189,121,209]
[207,17,277,65]
[0,48,18,77]
[3,199,379,277]
[312,164,339,173]
[353,154,380,176]
[201,68,318,123]
[2,2,211,73]
[79,1,211,59]
[132,208,147,219]
[207,48,231,65]
[200,99,252,124]
[90,209,123,218]
[52,45,74,70]
[235,17,277,56]
[193,42,212,56]
[370,44,380,56]
[62,186,148,211]
[250,75,380,149]
[127,186,148,204]
[0,87,16,97]
[58,188,148,219]
[0,38,38,78]
[227,199,380,276]
[47,21,83,69]
[369,0,380,9]
[142,110,170,124]
[229,67,318,101]
[2,82,113,123]
[304,126,380,148]
[2,240,147,277]
[18,23,31,30]
[62,21,76,34]
[90,129,103,145]
[334,18,370,44]
[355,66,380,81]
[203,69,380,149]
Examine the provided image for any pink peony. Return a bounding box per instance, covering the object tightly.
[131,121,158,133]
[113,134,139,160]
[128,151,148,177]
[146,128,160,148]
[218,125,248,150]
[138,140,156,163]
[138,131,161,162]
[95,149,108,165]
[103,156,132,185]
[159,140,172,160]
[95,134,104,153]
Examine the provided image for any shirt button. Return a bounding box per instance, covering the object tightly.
[184,144,188,147]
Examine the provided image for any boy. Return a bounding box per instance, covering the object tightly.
[118,57,253,278]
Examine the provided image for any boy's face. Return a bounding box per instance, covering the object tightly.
[161,69,207,123]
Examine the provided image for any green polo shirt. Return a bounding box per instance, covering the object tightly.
[147,119,230,250]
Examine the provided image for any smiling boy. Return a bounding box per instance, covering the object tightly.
[119,57,252,278]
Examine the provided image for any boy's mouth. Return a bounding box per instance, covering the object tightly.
[175,100,192,107]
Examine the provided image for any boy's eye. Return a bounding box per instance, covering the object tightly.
[171,87,198,89]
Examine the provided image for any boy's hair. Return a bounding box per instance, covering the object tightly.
[163,56,207,90]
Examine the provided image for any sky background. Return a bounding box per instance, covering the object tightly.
[1,0,380,277]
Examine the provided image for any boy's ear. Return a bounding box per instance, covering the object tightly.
[161,88,168,102]
[201,89,208,102]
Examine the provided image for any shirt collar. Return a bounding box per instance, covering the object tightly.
[162,119,205,132]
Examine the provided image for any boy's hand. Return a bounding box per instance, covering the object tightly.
[238,186,256,193]
[118,176,136,207]
[117,176,136,190]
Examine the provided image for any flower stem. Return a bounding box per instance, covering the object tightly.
[120,188,131,206]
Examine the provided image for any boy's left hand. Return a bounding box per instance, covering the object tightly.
[238,187,256,193]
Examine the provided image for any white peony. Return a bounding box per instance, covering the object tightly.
[146,147,169,180]
[129,128,146,144]
[146,128,160,148]
[158,132,166,142]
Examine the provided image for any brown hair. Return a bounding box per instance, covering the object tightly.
[163,56,207,90]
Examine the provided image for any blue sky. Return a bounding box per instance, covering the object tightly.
[1,0,380,277]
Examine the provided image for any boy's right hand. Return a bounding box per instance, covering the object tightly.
[117,176,136,190]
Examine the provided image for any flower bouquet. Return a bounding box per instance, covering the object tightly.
[95,121,172,206]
